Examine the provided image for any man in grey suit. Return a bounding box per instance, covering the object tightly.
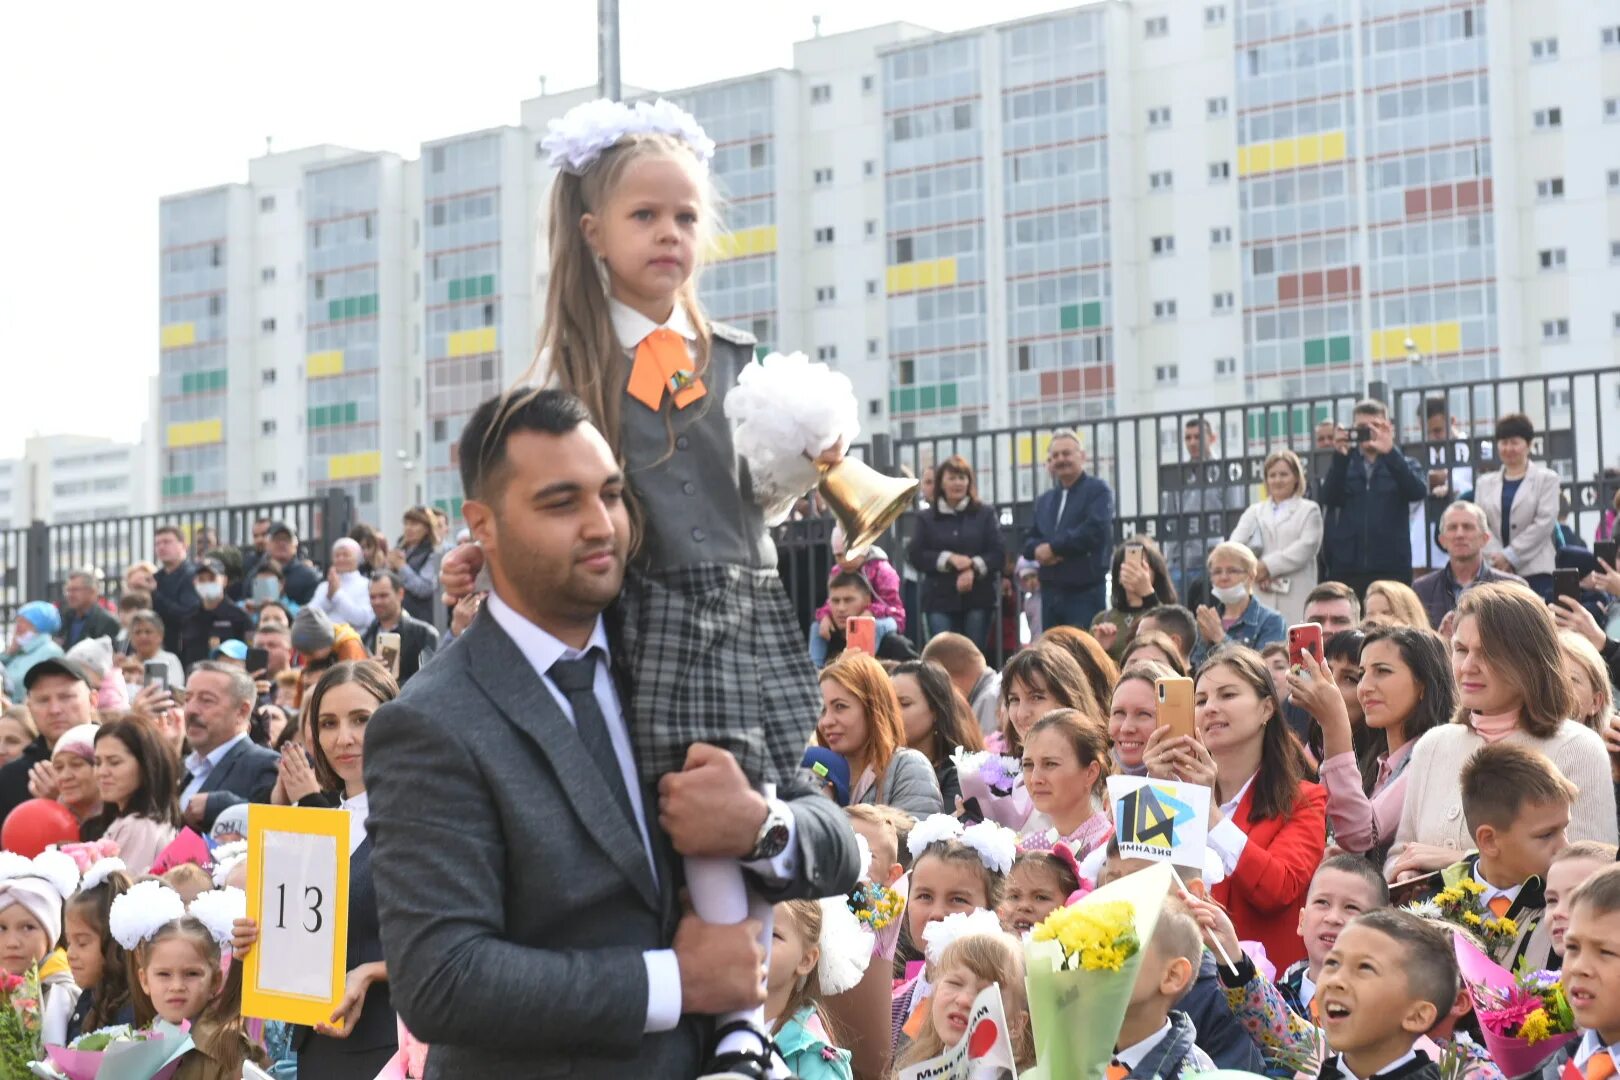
[365,389,859,1079]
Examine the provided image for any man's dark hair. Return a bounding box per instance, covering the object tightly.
[154,525,184,544]
[459,389,594,502]
[253,560,284,582]
[1183,418,1214,436]
[828,571,874,598]
[1142,604,1197,655]
[1423,397,1449,422]
[371,570,405,593]
[1495,412,1535,443]
[1314,852,1392,909]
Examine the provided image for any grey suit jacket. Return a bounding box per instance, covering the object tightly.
[188,737,279,831]
[364,611,859,1079]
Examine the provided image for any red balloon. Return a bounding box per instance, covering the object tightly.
[1,800,80,858]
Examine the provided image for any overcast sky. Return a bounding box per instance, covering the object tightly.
[0,0,1073,460]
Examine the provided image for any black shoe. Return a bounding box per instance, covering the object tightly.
[697,1021,797,1080]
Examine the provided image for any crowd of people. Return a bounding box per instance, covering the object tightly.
[0,95,1617,1080]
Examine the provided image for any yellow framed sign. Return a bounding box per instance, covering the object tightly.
[243,804,351,1026]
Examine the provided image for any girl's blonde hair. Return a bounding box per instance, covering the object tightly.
[1365,579,1431,630]
[895,933,1034,1071]
[526,132,718,463]
[1559,630,1615,731]
[771,900,852,1048]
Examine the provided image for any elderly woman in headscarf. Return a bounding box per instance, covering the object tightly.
[307,538,375,633]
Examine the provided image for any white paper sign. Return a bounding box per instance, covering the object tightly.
[896,983,1017,1080]
[256,828,340,998]
[1106,776,1212,870]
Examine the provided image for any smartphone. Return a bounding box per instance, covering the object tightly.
[1124,542,1145,564]
[1596,539,1618,570]
[1553,568,1582,604]
[245,647,270,675]
[1155,676,1197,742]
[1287,623,1325,669]
[377,631,402,677]
[143,661,169,692]
[845,615,877,657]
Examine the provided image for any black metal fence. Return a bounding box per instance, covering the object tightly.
[0,490,355,629]
[777,365,1620,657]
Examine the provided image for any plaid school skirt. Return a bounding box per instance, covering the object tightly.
[617,562,821,787]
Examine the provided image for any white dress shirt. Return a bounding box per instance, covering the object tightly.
[486,594,799,1034]
[1326,1049,1418,1080]
[609,296,698,358]
[1299,970,1317,1012]
[182,732,249,803]
[1115,1019,1171,1070]
[1208,773,1257,876]
[342,790,369,855]
[1574,1030,1620,1073]
[1471,862,1523,910]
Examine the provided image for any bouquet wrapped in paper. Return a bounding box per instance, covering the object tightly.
[0,967,43,1080]
[1021,862,1172,1080]
[951,748,1034,831]
[845,833,908,960]
[724,352,860,524]
[28,1021,192,1080]
[1454,935,1576,1077]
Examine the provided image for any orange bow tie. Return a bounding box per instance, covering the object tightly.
[1488,895,1512,919]
[627,327,705,411]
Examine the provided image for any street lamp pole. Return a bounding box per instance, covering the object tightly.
[598,0,621,101]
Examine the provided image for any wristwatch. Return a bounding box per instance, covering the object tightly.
[746,800,792,861]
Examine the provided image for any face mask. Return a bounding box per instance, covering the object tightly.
[197,582,224,603]
[11,631,36,651]
[1211,583,1250,605]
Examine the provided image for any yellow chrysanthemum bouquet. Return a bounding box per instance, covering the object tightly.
[1021,862,1172,1080]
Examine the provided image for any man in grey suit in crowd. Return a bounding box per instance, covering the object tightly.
[365,389,859,1079]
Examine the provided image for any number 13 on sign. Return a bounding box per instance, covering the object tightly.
[243,805,350,1026]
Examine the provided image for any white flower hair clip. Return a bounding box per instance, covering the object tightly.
[541,97,715,175]
[210,841,248,889]
[906,814,965,859]
[815,896,874,996]
[79,858,127,894]
[109,881,187,950]
[188,887,246,949]
[905,814,1018,875]
[853,832,874,884]
[922,909,1006,964]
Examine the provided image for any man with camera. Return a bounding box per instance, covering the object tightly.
[1318,398,1428,598]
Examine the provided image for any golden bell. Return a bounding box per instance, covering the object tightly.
[818,457,920,557]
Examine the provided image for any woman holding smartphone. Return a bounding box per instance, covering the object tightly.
[1089,539,1177,662]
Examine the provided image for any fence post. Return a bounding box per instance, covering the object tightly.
[870,433,894,473]
[318,489,356,564]
[24,521,49,603]
[1367,379,1390,406]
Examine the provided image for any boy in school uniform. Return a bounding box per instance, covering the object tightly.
[1280,855,1391,1021]
[1314,910,1459,1080]
[1543,841,1618,966]
[1111,894,1219,1079]
[1410,744,1574,971]
[1523,864,1620,1080]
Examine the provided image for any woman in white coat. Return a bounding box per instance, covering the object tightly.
[309,537,376,633]
[1470,411,1561,600]
[1227,448,1322,625]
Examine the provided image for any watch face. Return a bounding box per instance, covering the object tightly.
[758,822,790,858]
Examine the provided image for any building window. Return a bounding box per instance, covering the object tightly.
[207,295,221,315]
[1209,160,1231,182]
[814,227,835,245]
[863,159,876,177]
[816,345,838,361]
[1155,364,1179,384]
[1153,299,1178,320]
[1533,107,1563,129]
[1204,4,1226,25]
[1530,37,1558,60]
[430,147,444,173]
[260,267,276,284]
[313,276,325,299]
[1151,235,1176,256]
[952,104,972,130]
[1609,169,1620,191]
[868,399,882,416]
[1214,356,1236,377]
[1213,291,1235,312]
[1149,170,1174,190]
[1613,312,1620,334]
[750,143,767,167]
[866,279,879,296]
[865,219,878,238]
[259,195,275,212]
[261,471,276,487]
[810,84,832,104]
[1538,248,1567,270]
[260,420,277,436]
[861,74,874,94]
[815,286,837,304]
[432,418,447,442]
[1605,25,1620,47]
[1147,106,1172,128]
[1541,318,1570,342]
[1536,177,1566,199]
[1207,96,1229,117]
[1611,240,1620,263]
[1145,15,1169,38]
[260,318,276,333]
[867,338,880,356]
[1210,225,1233,246]
[813,167,834,185]
[1606,98,1619,122]
[260,368,276,386]
[895,236,913,262]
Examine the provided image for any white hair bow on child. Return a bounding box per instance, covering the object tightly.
[541,98,716,175]
[921,909,1007,964]
[109,881,188,950]
[905,814,1018,875]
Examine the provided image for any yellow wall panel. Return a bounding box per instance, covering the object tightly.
[328,451,382,481]
[1239,131,1346,176]
[448,327,498,358]
[166,419,223,449]
[1274,139,1298,169]
[1371,322,1462,361]
[1321,131,1347,162]
[1295,134,1322,166]
[885,257,959,295]
[305,350,345,378]
[708,225,779,262]
[161,323,196,349]
[1015,432,1056,467]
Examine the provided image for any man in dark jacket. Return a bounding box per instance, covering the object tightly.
[1318,400,1428,597]
[179,559,255,668]
[151,525,199,656]
[56,569,121,649]
[1412,501,1526,629]
[361,571,441,684]
[266,521,322,606]
[1022,430,1115,631]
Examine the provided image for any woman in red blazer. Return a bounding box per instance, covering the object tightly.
[1144,644,1325,968]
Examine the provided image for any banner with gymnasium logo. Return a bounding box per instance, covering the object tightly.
[1105,776,1211,870]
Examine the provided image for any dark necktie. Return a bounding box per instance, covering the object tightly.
[547,652,637,827]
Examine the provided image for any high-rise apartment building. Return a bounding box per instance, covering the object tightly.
[153,1,1620,522]
[0,434,153,528]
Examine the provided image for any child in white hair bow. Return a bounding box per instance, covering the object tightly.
[0,847,83,1045]
[763,897,874,1080]
[63,855,136,1040]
